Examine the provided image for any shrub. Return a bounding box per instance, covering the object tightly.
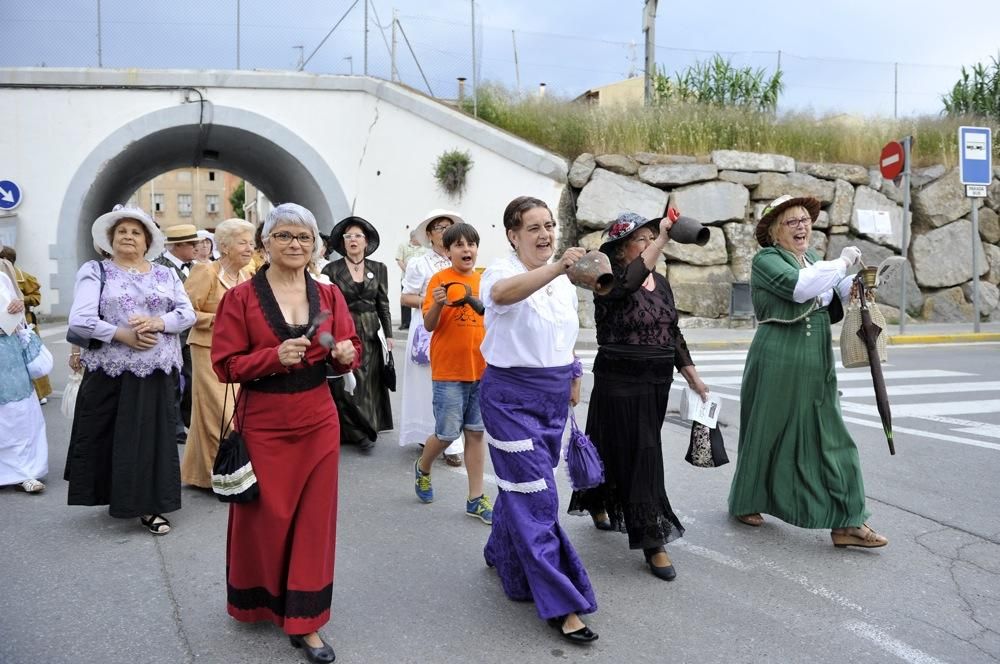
[434,149,473,198]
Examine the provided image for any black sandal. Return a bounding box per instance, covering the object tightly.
[547,615,599,644]
[140,514,171,535]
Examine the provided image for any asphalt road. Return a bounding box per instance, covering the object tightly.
[1,335,998,664]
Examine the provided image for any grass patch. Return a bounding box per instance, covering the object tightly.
[463,84,999,168]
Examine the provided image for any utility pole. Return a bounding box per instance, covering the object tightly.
[236,0,241,69]
[511,30,521,91]
[363,0,369,75]
[391,9,399,82]
[643,0,658,105]
[344,55,354,75]
[893,62,899,119]
[293,45,304,70]
[96,0,103,67]
[471,0,478,116]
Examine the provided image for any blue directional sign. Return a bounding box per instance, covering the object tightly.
[958,126,993,185]
[0,180,22,211]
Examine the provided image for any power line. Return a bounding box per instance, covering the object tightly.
[299,0,361,71]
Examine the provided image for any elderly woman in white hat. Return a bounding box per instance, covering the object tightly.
[727,195,887,549]
[398,209,464,465]
[65,205,195,536]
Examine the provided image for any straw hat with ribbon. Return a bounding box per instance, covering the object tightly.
[91,204,165,260]
[755,195,821,247]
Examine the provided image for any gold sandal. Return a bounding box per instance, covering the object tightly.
[831,524,887,548]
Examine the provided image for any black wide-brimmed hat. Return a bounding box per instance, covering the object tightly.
[330,216,380,256]
[755,195,821,247]
[598,211,660,256]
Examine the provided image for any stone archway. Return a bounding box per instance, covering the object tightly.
[51,104,348,314]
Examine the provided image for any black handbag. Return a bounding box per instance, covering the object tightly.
[685,422,729,468]
[382,349,397,392]
[211,384,259,503]
[66,260,106,350]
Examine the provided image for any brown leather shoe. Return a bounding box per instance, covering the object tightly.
[443,453,463,467]
[831,524,888,548]
[736,513,764,527]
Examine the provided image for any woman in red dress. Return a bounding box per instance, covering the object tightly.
[212,203,361,664]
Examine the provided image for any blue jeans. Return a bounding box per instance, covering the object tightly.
[432,380,484,442]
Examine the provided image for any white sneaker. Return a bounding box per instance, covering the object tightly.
[38,397,48,405]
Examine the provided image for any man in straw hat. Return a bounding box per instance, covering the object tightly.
[154,224,200,443]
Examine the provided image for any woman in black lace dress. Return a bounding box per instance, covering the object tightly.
[321,216,394,449]
[568,212,709,581]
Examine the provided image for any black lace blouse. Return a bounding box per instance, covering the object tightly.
[594,256,694,370]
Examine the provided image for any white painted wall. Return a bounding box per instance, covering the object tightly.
[0,69,568,317]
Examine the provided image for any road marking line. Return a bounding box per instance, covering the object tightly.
[671,540,753,571]
[706,369,972,386]
[858,399,1000,418]
[841,416,1000,452]
[953,425,1000,439]
[838,381,1000,398]
[843,620,947,664]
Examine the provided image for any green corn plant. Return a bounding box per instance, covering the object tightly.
[942,54,1000,120]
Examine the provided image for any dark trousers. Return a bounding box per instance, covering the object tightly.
[399,284,410,329]
[176,344,192,441]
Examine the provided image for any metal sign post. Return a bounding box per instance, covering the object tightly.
[899,136,912,334]
[958,126,993,333]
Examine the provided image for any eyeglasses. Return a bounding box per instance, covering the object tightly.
[270,231,315,245]
[342,233,366,240]
[429,225,451,233]
[782,216,812,229]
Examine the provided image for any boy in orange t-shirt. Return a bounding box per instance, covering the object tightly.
[413,223,492,524]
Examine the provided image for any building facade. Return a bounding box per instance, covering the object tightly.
[128,167,239,230]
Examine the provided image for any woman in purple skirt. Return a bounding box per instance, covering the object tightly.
[479,196,598,645]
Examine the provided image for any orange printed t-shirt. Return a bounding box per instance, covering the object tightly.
[422,267,486,382]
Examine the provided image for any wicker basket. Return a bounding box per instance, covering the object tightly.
[840,294,888,369]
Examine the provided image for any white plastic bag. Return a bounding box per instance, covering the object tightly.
[17,326,53,379]
[62,371,83,420]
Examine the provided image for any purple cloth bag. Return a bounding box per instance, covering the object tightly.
[565,409,604,490]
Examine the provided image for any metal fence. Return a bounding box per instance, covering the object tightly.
[0,0,966,117]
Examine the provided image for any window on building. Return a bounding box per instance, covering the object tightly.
[178,194,192,217]
[206,194,220,214]
[208,171,216,182]
[153,193,164,213]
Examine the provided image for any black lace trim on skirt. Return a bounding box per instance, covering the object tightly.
[227,582,333,619]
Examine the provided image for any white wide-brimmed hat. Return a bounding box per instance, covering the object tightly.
[412,208,464,247]
[91,204,165,260]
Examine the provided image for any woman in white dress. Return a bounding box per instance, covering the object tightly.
[398,209,465,464]
[0,271,48,493]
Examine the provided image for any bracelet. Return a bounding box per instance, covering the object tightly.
[571,356,583,379]
[70,352,80,357]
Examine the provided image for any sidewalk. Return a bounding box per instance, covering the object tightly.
[392,321,1000,351]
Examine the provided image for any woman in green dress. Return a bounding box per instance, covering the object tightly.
[727,195,888,549]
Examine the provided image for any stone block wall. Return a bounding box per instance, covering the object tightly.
[564,149,1000,327]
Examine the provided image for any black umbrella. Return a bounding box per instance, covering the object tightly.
[855,276,895,455]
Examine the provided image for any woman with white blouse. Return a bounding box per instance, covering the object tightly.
[479,196,598,646]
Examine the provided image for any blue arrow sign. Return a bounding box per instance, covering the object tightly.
[958,126,993,186]
[0,180,22,211]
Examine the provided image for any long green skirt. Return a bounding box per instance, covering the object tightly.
[727,309,871,529]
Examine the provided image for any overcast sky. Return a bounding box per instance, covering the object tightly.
[3,1,999,116]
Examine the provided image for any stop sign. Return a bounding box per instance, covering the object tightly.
[879,141,905,179]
